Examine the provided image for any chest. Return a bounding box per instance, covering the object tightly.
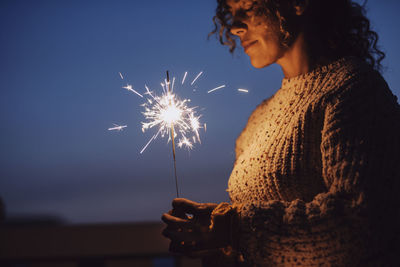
[228,90,326,204]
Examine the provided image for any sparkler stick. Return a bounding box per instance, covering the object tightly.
[167,71,180,197]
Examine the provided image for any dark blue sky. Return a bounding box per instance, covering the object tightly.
[1,0,399,224]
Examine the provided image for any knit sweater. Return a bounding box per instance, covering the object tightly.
[227,58,400,266]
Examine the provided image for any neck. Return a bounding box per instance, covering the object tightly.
[277,32,313,78]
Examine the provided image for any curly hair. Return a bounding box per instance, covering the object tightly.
[209,0,385,72]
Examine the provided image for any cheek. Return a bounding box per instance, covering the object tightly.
[248,38,284,68]
[260,32,284,54]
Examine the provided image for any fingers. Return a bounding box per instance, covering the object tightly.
[161,199,227,257]
[170,208,188,219]
[172,198,200,215]
[162,226,201,243]
[167,237,219,257]
[172,198,218,216]
[161,213,191,229]
[161,215,212,250]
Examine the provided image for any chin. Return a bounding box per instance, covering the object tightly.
[250,58,273,69]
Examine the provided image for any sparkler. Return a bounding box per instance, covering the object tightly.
[113,69,237,197]
[140,71,203,197]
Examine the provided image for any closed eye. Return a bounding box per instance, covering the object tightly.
[237,3,256,18]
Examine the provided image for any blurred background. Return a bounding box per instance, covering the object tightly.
[1,0,400,225]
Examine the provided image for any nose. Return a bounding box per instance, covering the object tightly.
[230,20,247,36]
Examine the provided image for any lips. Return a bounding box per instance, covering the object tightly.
[243,40,258,52]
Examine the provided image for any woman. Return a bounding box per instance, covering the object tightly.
[162,0,400,266]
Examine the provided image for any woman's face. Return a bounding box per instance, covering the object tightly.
[227,0,287,68]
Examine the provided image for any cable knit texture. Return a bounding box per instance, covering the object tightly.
[227,58,400,266]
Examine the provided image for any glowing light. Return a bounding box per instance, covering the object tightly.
[112,70,225,197]
[160,103,182,124]
[140,84,202,153]
[238,88,249,93]
[114,70,230,154]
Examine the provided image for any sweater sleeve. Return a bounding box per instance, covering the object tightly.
[235,72,400,266]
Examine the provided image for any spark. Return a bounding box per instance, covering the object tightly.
[191,71,203,85]
[164,79,169,89]
[119,72,124,80]
[140,129,161,154]
[144,84,156,99]
[161,82,166,93]
[177,136,193,149]
[140,83,202,153]
[238,88,249,93]
[123,84,143,98]
[207,84,226,94]
[108,124,127,131]
[189,113,201,144]
[172,77,176,92]
[182,71,188,85]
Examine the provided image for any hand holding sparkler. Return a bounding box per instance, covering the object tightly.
[161,198,239,257]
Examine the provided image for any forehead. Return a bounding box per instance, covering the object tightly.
[226,0,255,10]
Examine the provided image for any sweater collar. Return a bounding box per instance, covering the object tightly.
[280,57,352,91]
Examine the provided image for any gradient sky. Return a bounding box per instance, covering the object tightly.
[1,0,399,224]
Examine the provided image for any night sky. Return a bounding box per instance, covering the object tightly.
[1,0,399,224]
